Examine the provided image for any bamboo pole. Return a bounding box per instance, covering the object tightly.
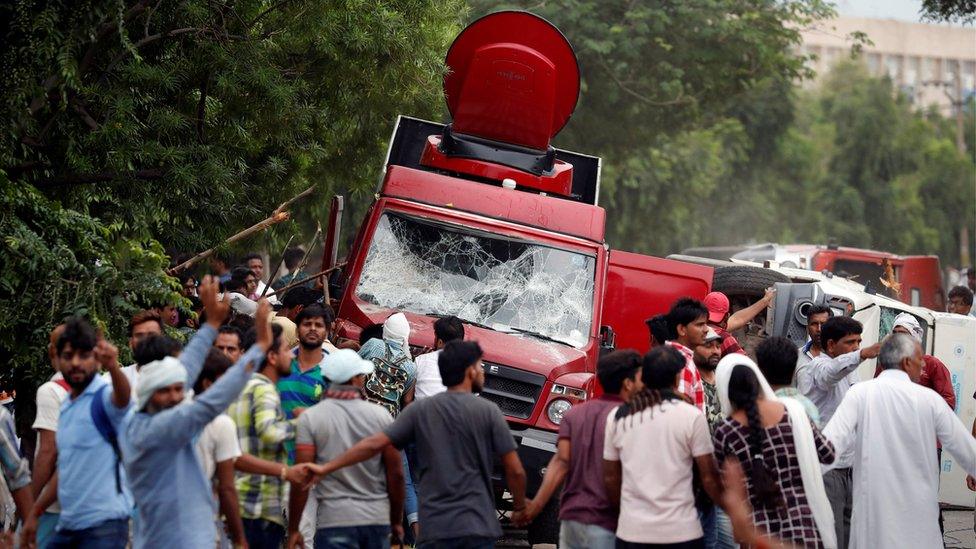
[168,185,315,275]
[264,262,347,298]
[259,234,296,299]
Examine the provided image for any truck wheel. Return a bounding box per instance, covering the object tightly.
[527,496,561,546]
[711,265,790,297]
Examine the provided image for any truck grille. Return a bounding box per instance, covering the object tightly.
[479,362,546,419]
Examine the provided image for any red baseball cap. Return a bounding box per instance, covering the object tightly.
[703,292,729,323]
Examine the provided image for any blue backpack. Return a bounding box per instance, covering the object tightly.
[91,385,123,494]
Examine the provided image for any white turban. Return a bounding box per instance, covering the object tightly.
[893,312,924,343]
[137,356,187,410]
[383,313,412,359]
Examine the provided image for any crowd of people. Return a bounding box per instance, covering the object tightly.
[0,249,975,549]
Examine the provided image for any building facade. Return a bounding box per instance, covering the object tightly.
[799,17,975,111]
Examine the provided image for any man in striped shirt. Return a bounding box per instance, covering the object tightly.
[278,304,338,424]
[664,297,709,411]
[227,322,297,549]
[278,303,338,545]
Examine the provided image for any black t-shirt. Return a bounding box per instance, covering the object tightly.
[385,391,516,541]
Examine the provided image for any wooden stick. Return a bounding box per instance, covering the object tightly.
[265,262,347,297]
[259,234,296,299]
[273,185,315,217]
[168,185,315,275]
[292,222,322,278]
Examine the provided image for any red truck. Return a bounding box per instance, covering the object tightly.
[728,243,945,310]
[323,12,712,541]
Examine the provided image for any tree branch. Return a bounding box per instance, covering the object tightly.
[68,96,99,130]
[597,56,693,107]
[248,0,296,28]
[26,0,153,117]
[196,73,210,143]
[33,169,164,188]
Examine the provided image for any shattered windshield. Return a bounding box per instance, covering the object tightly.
[355,213,596,347]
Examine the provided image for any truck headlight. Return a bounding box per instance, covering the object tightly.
[546,399,572,425]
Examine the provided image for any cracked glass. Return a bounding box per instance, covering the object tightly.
[356,212,595,347]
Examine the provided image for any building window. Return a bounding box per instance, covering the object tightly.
[962,61,975,93]
[905,56,920,85]
[866,53,881,74]
[885,55,902,81]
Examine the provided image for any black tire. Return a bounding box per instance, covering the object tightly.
[711,265,790,297]
[526,495,561,546]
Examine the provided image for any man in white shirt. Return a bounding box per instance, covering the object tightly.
[193,348,246,548]
[796,305,831,369]
[603,345,723,547]
[824,333,976,549]
[244,253,278,304]
[413,316,464,400]
[30,324,68,548]
[795,315,879,549]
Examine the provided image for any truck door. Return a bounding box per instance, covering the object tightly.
[601,251,712,354]
[902,256,945,310]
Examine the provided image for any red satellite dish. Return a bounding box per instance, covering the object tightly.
[443,11,580,151]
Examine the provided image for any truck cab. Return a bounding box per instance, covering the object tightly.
[326,12,712,541]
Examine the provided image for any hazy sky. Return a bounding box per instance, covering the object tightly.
[834,0,927,22]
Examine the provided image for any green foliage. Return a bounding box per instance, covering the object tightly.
[0,0,463,417]
[921,0,976,23]
[0,168,181,423]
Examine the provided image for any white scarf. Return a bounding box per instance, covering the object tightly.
[715,354,837,549]
[383,312,412,359]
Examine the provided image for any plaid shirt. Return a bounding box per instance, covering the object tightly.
[714,411,835,547]
[667,341,705,411]
[227,373,296,526]
[0,407,30,493]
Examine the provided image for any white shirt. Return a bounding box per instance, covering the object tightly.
[413,351,446,399]
[795,349,861,425]
[603,400,713,544]
[194,414,242,481]
[254,280,279,305]
[824,369,976,549]
[32,373,69,513]
[120,364,139,392]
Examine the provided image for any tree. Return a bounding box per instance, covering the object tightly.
[0,0,462,427]
[921,0,976,23]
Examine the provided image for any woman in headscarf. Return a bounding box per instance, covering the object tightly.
[713,354,837,548]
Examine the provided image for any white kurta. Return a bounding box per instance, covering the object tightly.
[824,369,976,549]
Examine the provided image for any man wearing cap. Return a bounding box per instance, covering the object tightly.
[878,313,955,410]
[119,278,275,547]
[286,349,405,549]
[694,328,724,431]
[703,289,776,357]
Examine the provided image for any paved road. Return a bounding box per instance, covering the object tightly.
[499,509,976,548]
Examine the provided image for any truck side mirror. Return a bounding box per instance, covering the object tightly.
[599,325,616,355]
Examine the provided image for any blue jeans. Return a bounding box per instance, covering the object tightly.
[402,452,418,525]
[560,520,615,549]
[417,537,495,549]
[713,508,736,548]
[698,506,736,549]
[37,511,59,549]
[242,518,285,549]
[314,525,390,549]
[48,518,128,549]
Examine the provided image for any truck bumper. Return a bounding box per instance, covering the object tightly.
[494,427,558,499]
